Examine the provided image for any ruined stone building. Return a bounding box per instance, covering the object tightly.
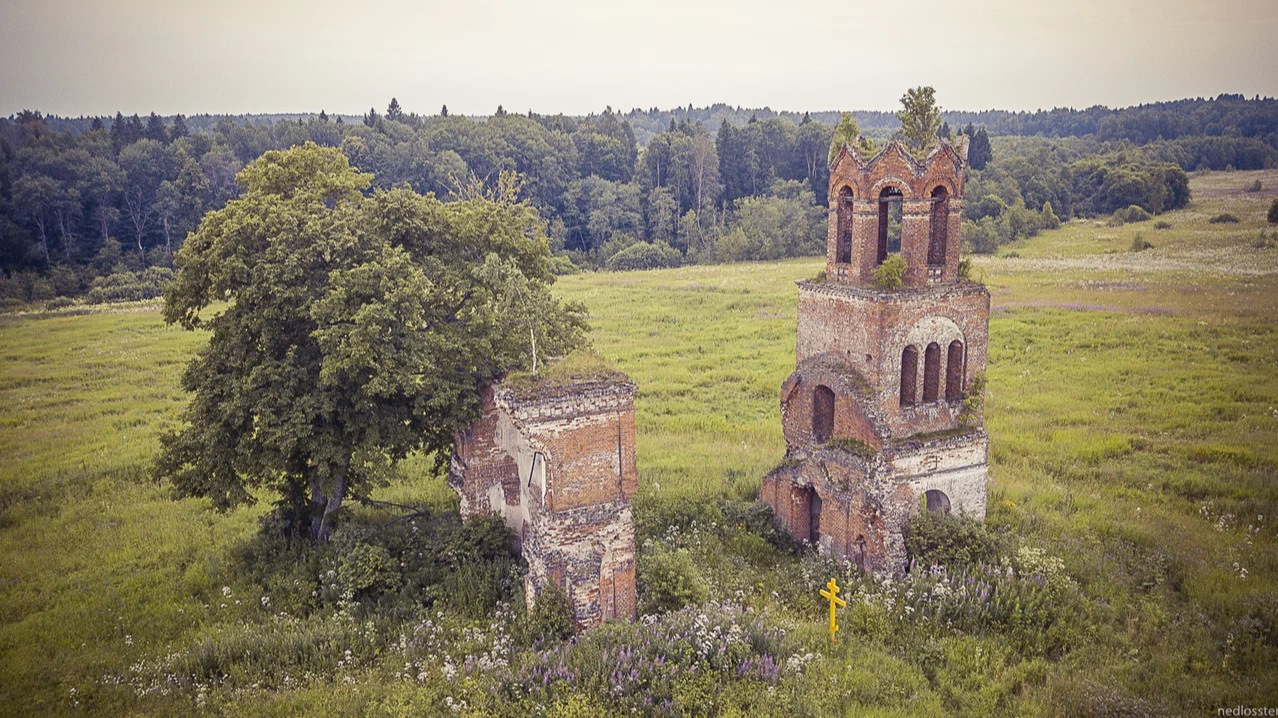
[761,136,990,572]
[449,374,638,628]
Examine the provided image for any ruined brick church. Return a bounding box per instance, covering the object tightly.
[761,135,990,572]
[449,375,638,628]
[448,134,990,628]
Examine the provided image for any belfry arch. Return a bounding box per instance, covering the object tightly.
[929,186,949,267]
[836,186,853,264]
[877,186,904,265]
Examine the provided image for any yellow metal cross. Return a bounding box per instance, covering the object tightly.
[819,578,847,642]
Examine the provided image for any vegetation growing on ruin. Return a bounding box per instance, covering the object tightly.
[823,436,877,458]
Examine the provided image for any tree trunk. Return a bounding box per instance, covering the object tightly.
[58,211,72,260]
[36,216,50,266]
[310,460,350,542]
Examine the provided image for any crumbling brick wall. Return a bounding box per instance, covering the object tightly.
[765,136,989,573]
[450,377,638,628]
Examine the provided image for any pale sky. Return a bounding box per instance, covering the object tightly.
[2,0,1276,118]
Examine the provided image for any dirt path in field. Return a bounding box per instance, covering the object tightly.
[988,247,1278,277]
[992,300,1175,314]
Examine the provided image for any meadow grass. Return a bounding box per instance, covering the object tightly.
[1,170,1276,715]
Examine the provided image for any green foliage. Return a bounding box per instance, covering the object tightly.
[897,86,943,152]
[824,436,876,457]
[154,144,587,541]
[1268,198,1278,224]
[520,582,576,645]
[85,267,174,304]
[827,112,861,164]
[637,544,708,614]
[1154,219,1173,229]
[959,372,986,426]
[905,508,1006,569]
[1210,213,1240,224]
[1039,200,1061,229]
[1130,234,1154,252]
[1114,204,1152,223]
[604,240,681,271]
[710,181,824,263]
[335,541,399,598]
[1246,179,1263,192]
[967,127,993,170]
[958,256,973,279]
[871,254,906,289]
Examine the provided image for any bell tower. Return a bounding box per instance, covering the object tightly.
[761,135,991,572]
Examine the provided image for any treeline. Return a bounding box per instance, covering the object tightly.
[962,135,1194,252]
[3,93,1275,305]
[0,105,839,305]
[627,94,1278,147]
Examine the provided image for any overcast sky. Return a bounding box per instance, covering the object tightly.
[2,0,1276,118]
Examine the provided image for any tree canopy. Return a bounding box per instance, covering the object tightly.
[154,143,587,540]
[897,86,943,152]
[828,112,860,164]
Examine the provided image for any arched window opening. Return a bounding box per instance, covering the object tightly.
[812,385,835,443]
[836,186,854,264]
[899,346,918,407]
[877,186,903,265]
[925,489,951,514]
[929,186,949,266]
[945,340,964,401]
[809,488,823,544]
[922,342,941,402]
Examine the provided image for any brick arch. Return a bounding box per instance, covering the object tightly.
[812,384,835,442]
[899,345,918,407]
[922,342,942,401]
[901,316,965,360]
[869,177,912,199]
[876,185,906,265]
[835,185,854,264]
[928,185,950,267]
[945,340,965,401]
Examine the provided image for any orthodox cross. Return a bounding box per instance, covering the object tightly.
[819,577,847,642]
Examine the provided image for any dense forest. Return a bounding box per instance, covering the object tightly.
[2,94,1276,306]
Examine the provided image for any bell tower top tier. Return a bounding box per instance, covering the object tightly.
[827,135,969,288]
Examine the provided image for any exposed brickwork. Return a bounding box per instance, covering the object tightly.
[765,136,989,573]
[450,378,638,628]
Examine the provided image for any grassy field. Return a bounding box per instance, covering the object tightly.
[1,170,1277,715]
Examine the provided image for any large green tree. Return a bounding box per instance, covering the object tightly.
[155,143,586,540]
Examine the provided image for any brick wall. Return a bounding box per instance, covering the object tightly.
[826,140,967,288]
[767,135,990,573]
[795,281,990,438]
[450,377,638,629]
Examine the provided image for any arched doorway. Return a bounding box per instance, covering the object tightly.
[925,489,951,514]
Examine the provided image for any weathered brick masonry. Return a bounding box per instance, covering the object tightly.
[450,377,638,628]
[763,136,990,571]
